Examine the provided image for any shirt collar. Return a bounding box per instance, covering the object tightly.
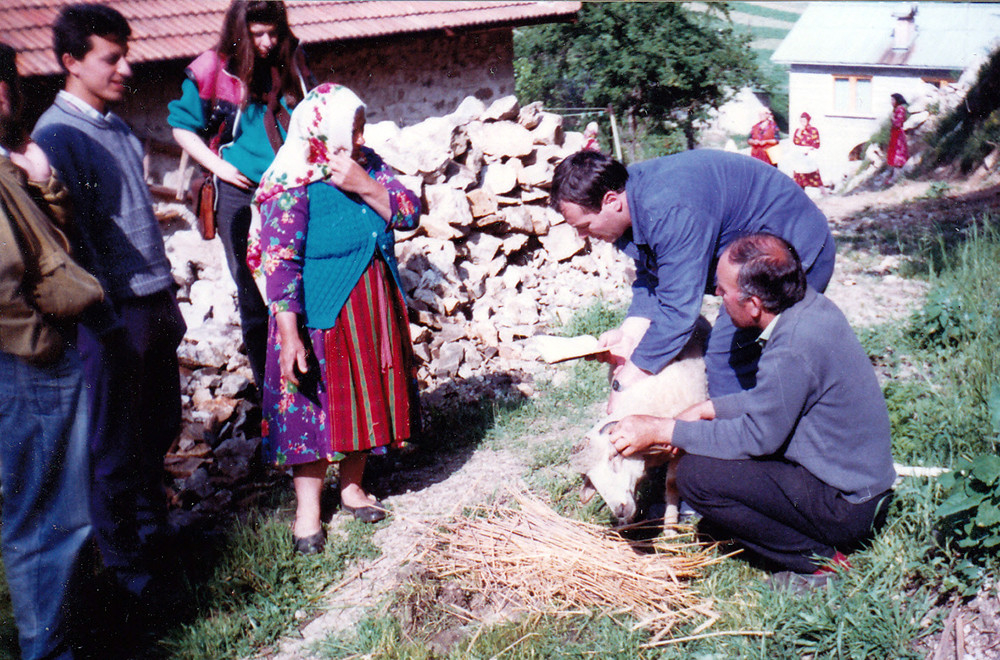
[757,313,781,346]
[58,90,114,123]
[0,144,9,159]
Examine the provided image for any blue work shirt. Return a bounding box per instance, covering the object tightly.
[618,149,833,374]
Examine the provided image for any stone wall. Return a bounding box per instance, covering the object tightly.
[308,29,516,126]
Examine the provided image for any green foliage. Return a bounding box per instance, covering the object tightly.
[908,284,973,349]
[514,2,758,157]
[935,455,1000,569]
[923,44,1000,172]
[729,2,803,23]
[920,181,953,200]
[560,297,625,339]
[157,511,379,659]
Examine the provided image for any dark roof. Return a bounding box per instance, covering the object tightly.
[4,1,580,76]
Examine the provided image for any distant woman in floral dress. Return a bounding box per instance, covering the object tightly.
[886,93,909,184]
[792,112,825,192]
[748,109,779,166]
[251,84,420,554]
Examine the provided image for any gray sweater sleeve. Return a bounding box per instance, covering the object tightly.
[672,341,810,458]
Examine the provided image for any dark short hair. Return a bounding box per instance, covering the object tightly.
[725,233,807,314]
[550,150,628,212]
[0,43,25,149]
[53,4,131,71]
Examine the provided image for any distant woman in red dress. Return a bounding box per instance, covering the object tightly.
[886,93,909,183]
[748,109,779,166]
[792,112,824,191]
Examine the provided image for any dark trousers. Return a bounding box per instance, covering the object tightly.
[215,179,268,386]
[78,290,185,595]
[705,232,837,397]
[676,453,892,573]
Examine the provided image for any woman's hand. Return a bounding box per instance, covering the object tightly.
[326,153,393,220]
[326,153,372,194]
[10,141,52,182]
[172,128,253,189]
[214,160,254,189]
[275,311,309,387]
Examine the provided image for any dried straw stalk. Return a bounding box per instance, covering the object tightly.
[419,489,722,638]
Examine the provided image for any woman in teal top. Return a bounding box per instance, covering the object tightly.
[168,0,311,386]
[252,84,421,555]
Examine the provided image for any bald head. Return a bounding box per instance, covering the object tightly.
[723,233,807,314]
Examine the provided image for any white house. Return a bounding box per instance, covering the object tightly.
[772,2,1000,181]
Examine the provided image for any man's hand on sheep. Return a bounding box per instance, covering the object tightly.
[607,360,652,414]
[675,399,716,422]
[609,414,678,458]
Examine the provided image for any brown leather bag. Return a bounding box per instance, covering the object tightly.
[192,171,216,240]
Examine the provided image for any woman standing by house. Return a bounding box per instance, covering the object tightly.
[168,0,312,387]
[748,109,779,166]
[791,112,825,193]
[886,93,909,184]
[252,84,421,554]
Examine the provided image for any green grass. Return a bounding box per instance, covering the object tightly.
[157,508,380,659]
[319,217,1000,657]
[5,219,999,658]
[730,2,804,24]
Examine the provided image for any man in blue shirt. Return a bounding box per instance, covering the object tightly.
[551,150,835,412]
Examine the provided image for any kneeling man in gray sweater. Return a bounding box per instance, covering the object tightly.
[610,233,895,580]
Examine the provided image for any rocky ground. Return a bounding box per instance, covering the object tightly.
[251,176,1000,660]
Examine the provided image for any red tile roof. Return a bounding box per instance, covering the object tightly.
[3,1,580,76]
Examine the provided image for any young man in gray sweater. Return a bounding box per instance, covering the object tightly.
[610,233,895,583]
[32,4,185,611]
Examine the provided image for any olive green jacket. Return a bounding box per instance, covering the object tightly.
[0,156,73,363]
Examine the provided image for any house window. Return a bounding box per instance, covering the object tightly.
[832,75,873,116]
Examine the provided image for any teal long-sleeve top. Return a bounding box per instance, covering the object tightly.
[167,78,287,183]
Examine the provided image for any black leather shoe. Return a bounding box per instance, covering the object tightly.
[342,500,387,523]
[293,529,326,555]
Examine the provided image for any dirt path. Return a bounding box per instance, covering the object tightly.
[259,177,998,659]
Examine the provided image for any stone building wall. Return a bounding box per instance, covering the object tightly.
[22,27,516,142]
[307,28,516,126]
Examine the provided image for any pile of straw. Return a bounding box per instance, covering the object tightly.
[418,489,725,643]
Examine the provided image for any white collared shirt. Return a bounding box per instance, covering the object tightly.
[58,90,114,124]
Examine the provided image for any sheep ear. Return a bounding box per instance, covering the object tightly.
[580,476,596,504]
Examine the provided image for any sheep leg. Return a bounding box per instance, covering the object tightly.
[663,459,680,537]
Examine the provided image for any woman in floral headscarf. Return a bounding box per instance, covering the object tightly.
[792,112,825,192]
[251,83,420,554]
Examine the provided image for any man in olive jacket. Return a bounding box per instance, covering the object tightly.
[0,42,92,660]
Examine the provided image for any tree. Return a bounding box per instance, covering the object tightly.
[514,2,758,158]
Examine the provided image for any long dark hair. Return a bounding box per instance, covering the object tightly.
[216,0,302,106]
[0,42,26,150]
[891,93,907,107]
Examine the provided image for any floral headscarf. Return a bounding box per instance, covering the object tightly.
[253,82,365,206]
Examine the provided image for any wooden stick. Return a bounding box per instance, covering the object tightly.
[641,629,773,648]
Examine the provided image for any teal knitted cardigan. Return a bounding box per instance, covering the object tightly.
[302,181,406,330]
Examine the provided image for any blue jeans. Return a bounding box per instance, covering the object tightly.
[0,349,92,660]
[216,180,268,386]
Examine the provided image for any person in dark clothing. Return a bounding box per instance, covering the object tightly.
[32,4,185,607]
[609,233,895,582]
[550,149,835,413]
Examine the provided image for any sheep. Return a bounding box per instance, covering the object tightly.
[570,318,710,532]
